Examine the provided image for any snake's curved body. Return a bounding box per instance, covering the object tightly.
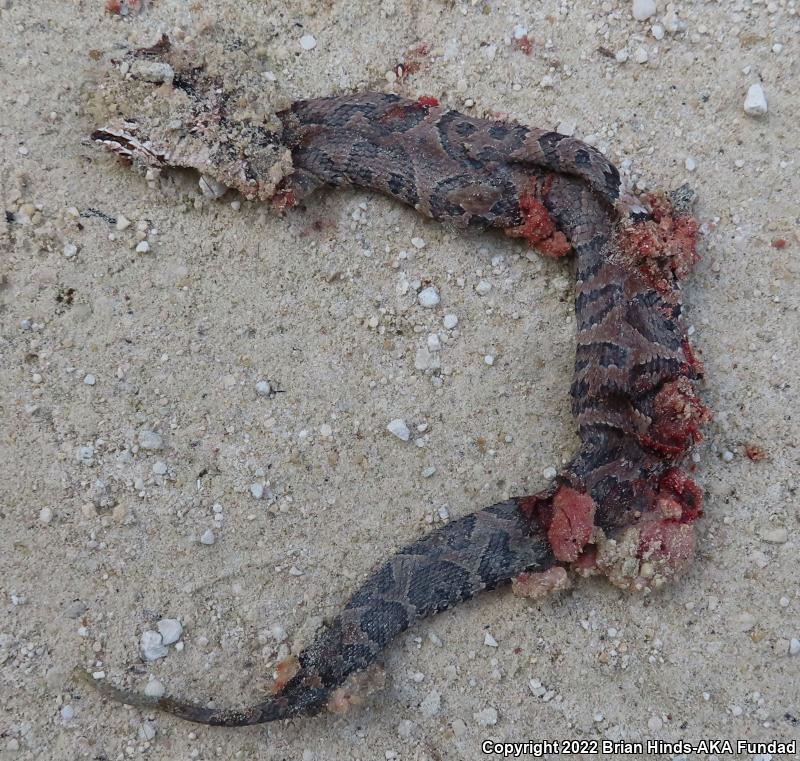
[83,93,709,726]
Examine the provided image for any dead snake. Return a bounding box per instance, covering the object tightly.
[80,93,709,725]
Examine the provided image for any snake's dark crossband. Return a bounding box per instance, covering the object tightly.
[83,92,706,726]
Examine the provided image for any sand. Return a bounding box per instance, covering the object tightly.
[1,1,797,759]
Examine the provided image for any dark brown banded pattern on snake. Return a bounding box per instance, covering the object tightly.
[82,92,708,726]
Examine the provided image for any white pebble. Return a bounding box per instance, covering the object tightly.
[632,0,657,22]
[387,418,411,442]
[651,24,665,40]
[39,507,53,524]
[475,279,492,296]
[135,240,151,254]
[116,214,131,231]
[138,430,163,450]
[83,373,96,386]
[419,689,441,717]
[422,466,437,478]
[418,287,440,308]
[198,174,228,199]
[410,236,426,249]
[556,119,576,137]
[140,630,168,661]
[319,423,332,438]
[250,483,264,500]
[484,355,495,366]
[139,722,156,741]
[722,450,734,462]
[633,46,649,64]
[789,638,800,656]
[130,60,174,84]
[743,84,768,117]
[152,461,168,475]
[426,334,441,352]
[157,618,183,645]
[615,49,629,63]
[543,466,558,480]
[63,242,78,258]
[200,528,215,545]
[443,314,458,329]
[144,677,165,698]
[270,624,288,642]
[684,156,697,172]
[299,34,317,51]
[255,380,271,396]
[484,633,498,647]
[61,705,75,723]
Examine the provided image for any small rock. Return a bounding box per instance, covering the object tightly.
[633,46,649,64]
[484,632,498,647]
[250,483,264,500]
[556,119,576,137]
[319,423,332,438]
[299,34,317,51]
[651,23,665,40]
[144,677,165,698]
[270,624,288,642]
[61,704,75,723]
[83,373,96,386]
[632,0,657,22]
[722,450,734,462]
[139,721,156,741]
[474,706,498,726]
[387,418,411,441]
[615,49,629,63]
[484,355,495,366]
[419,689,441,717]
[116,214,131,231]
[63,242,78,258]
[255,380,271,396]
[135,240,151,254]
[39,507,53,524]
[410,236,426,249]
[418,287,440,308]
[743,84,768,117]
[789,638,800,656]
[130,60,174,84]
[198,174,228,199]
[475,279,492,296]
[157,618,183,645]
[200,529,215,545]
[422,466,437,478]
[732,612,756,632]
[138,430,163,450]
[443,314,458,329]
[140,630,168,661]
[426,334,441,352]
[758,526,788,544]
[684,156,697,172]
[152,461,168,475]
[65,600,87,619]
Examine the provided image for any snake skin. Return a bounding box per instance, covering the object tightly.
[81,93,705,725]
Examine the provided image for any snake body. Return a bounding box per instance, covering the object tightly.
[83,93,709,725]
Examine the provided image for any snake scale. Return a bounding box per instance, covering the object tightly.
[81,93,710,726]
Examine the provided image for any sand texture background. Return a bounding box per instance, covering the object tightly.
[0,1,798,759]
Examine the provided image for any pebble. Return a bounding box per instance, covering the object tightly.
[116,214,131,231]
[387,418,411,442]
[39,507,53,524]
[7,739,19,752]
[684,156,697,172]
[83,373,96,386]
[556,119,576,137]
[255,380,272,396]
[651,23,665,40]
[198,174,227,199]
[426,334,441,352]
[144,677,165,698]
[422,466,437,478]
[138,430,163,450]
[632,0,657,21]
[615,49,629,63]
[250,483,264,499]
[65,601,87,619]
[443,314,458,329]
[418,287,440,308]
[474,707,498,726]
[61,704,75,723]
[63,242,78,258]
[484,355,495,366]
[419,689,441,717]
[139,722,156,741]
[270,624,288,642]
[299,34,317,50]
[135,240,151,254]
[475,279,492,296]
[140,630,168,661]
[759,526,788,544]
[319,423,333,438]
[130,60,174,84]
[484,632,498,647]
[633,46,649,64]
[743,84,768,117]
[722,450,734,462]
[789,638,800,656]
[157,618,183,645]
[543,466,558,480]
[200,528,216,545]
[410,236,425,249]
[152,461,168,475]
